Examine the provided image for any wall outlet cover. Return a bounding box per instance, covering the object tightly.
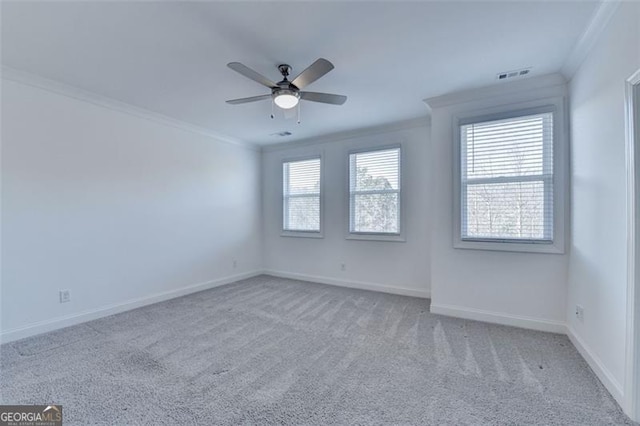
[575,305,584,322]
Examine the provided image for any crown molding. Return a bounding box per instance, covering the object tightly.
[423,73,567,110]
[561,1,621,79]
[1,66,259,152]
[261,116,430,153]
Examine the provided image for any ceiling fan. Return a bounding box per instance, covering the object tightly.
[225,58,347,113]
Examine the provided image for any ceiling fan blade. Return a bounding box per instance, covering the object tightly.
[227,62,277,89]
[291,58,334,89]
[226,94,272,105]
[300,91,347,105]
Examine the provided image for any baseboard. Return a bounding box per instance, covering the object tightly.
[566,325,625,407]
[429,303,567,334]
[263,269,430,299]
[429,303,627,410]
[0,270,262,344]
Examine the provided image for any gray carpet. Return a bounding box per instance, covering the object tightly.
[0,275,634,425]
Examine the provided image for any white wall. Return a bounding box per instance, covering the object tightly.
[1,79,263,341]
[425,75,570,333]
[262,123,431,298]
[567,1,640,407]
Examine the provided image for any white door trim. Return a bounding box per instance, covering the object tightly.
[625,68,640,422]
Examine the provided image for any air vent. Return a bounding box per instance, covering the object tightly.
[271,131,292,137]
[496,68,532,81]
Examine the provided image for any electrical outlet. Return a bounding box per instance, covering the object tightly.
[233,259,237,269]
[340,263,346,271]
[59,290,71,304]
[575,305,584,322]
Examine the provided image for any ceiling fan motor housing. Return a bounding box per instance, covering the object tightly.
[273,66,300,108]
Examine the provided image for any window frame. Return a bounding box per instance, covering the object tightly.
[453,100,567,254]
[346,144,405,242]
[281,153,324,239]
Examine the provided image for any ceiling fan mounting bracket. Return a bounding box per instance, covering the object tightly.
[278,64,292,78]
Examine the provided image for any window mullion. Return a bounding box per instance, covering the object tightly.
[351,189,400,196]
[464,174,551,186]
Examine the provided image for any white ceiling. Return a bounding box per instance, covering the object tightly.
[1,1,599,146]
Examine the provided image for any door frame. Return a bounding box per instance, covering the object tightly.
[625,68,640,422]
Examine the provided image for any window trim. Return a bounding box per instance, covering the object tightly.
[453,99,567,254]
[346,144,406,242]
[281,153,324,239]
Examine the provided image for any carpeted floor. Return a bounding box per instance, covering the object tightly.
[0,275,634,425]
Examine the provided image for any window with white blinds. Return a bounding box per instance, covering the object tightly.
[283,157,321,232]
[460,112,554,242]
[349,147,401,234]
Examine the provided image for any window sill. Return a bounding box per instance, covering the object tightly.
[281,231,324,239]
[346,233,406,243]
[454,239,564,254]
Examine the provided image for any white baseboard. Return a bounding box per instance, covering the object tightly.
[430,303,627,411]
[263,269,431,299]
[566,325,625,407]
[429,303,567,334]
[0,270,262,344]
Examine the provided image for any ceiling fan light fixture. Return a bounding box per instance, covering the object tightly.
[273,91,299,109]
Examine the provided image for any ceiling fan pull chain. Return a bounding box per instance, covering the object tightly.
[270,99,274,119]
[297,102,301,124]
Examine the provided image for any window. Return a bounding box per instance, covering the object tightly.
[349,147,401,236]
[282,157,321,234]
[459,110,554,244]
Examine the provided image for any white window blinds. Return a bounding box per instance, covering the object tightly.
[460,112,554,242]
[283,158,321,232]
[349,147,401,234]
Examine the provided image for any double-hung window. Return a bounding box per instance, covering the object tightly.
[348,147,402,237]
[457,107,560,251]
[282,157,322,235]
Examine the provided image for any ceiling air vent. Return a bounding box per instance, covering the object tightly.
[271,131,292,137]
[496,68,532,81]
